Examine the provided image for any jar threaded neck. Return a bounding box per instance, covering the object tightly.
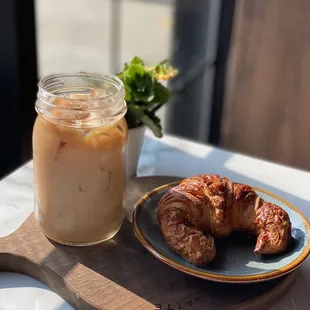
[36,72,126,128]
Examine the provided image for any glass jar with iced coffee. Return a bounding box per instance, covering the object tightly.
[33,73,127,246]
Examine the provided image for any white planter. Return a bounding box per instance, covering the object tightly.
[126,125,146,178]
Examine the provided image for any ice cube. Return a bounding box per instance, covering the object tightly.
[89,88,109,99]
[67,93,90,100]
[53,97,83,110]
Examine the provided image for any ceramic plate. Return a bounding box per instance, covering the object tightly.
[132,181,310,283]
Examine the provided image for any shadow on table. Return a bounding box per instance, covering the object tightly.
[44,219,297,310]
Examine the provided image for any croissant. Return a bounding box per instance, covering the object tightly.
[157,174,291,266]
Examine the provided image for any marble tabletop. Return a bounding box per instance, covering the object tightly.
[0,130,309,310]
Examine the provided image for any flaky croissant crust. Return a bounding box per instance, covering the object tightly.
[157,174,291,266]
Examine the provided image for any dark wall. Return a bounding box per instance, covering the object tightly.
[0,0,38,178]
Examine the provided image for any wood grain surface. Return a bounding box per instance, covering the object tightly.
[0,176,296,310]
[221,0,310,171]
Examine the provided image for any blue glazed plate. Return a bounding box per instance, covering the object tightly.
[132,181,310,283]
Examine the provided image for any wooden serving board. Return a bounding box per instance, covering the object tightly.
[0,176,296,310]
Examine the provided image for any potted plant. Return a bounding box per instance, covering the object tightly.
[117,56,177,177]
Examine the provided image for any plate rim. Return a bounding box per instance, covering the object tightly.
[132,180,310,283]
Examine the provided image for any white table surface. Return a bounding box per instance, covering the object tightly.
[0,130,309,310]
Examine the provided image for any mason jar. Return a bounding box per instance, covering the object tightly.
[33,73,127,246]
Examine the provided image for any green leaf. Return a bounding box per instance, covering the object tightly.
[140,114,162,138]
[125,105,141,128]
[152,80,172,104]
[130,56,144,66]
[143,81,172,113]
[130,73,154,102]
[124,80,133,102]
[126,104,162,137]
[127,64,145,79]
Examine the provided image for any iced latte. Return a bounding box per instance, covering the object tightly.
[33,73,127,245]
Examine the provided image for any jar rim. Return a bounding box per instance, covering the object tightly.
[38,72,125,103]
